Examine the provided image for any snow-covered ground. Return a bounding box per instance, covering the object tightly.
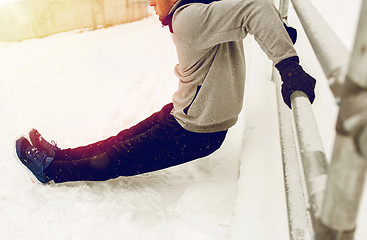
[0,0,365,239]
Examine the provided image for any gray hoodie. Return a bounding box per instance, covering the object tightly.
[169,0,297,133]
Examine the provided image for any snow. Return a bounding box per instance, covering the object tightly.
[0,0,365,239]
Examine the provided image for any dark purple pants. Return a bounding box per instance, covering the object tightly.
[45,103,227,183]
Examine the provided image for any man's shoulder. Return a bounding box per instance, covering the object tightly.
[172,0,241,32]
[172,3,210,36]
[173,3,205,23]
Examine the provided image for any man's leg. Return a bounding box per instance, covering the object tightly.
[45,103,227,183]
[52,107,165,161]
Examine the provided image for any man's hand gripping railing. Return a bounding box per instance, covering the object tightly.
[275,56,317,109]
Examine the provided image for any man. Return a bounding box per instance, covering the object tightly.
[16,0,315,184]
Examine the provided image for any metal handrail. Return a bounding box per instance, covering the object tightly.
[274,0,367,239]
[275,0,329,238]
[289,0,349,100]
[272,68,313,240]
[290,91,328,227]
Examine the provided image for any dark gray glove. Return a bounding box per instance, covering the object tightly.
[275,56,316,109]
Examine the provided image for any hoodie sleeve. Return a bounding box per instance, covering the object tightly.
[172,0,297,65]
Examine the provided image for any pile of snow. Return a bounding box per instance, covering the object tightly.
[0,0,365,239]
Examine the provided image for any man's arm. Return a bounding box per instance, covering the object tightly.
[173,0,316,108]
[173,0,296,64]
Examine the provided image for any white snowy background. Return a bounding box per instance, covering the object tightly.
[0,0,365,239]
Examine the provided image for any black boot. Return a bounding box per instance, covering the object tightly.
[15,137,53,183]
[29,129,60,158]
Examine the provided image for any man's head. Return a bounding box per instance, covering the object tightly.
[149,0,178,21]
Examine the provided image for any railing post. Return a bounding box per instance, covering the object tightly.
[278,0,289,20]
[317,0,367,239]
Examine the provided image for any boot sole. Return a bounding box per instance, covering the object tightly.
[15,137,39,184]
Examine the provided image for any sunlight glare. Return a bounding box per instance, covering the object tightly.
[0,0,20,6]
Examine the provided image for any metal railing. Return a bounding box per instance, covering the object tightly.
[318,0,367,238]
[289,0,350,100]
[273,0,367,239]
[272,68,313,240]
